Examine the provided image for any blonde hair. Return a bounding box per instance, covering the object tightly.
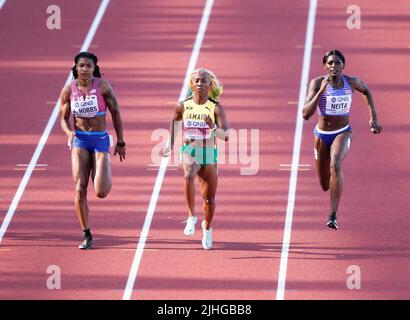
[189,68,223,101]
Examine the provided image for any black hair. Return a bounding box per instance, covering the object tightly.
[322,50,345,65]
[71,52,101,79]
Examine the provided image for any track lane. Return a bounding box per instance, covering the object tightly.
[286,0,410,299]
[0,0,101,232]
[131,0,309,300]
[0,0,210,299]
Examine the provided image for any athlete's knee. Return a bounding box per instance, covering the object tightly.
[95,179,112,198]
[74,183,87,201]
[184,172,196,183]
[202,195,215,206]
[330,158,342,175]
[96,189,109,198]
[320,182,330,192]
[96,192,108,198]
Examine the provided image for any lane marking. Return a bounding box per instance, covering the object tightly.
[72,44,99,49]
[184,44,212,48]
[14,168,46,171]
[0,0,6,11]
[295,44,321,48]
[122,248,158,252]
[279,164,311,171]
[147,164,179,171]
[276,0,317,300]
[122,0,215,301]
[0,0,111,245]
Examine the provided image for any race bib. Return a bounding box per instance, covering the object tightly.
[184,120,212,139]
[325,94,352,115]
[71,94,99,118]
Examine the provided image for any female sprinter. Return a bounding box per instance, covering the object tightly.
[303,50,382,230]
[162,68,229,249]
[59,52,126,249]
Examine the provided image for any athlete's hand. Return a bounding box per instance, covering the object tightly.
[66,131,75,150]
[160,146,171,157]
[215,128,230,142]
[114,144,126,161]
[369,118,382,134]
[204,115,215,129]
[319,77,330,93]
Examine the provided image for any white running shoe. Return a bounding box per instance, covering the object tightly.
[183,216,197,236]
[201,220,213,250]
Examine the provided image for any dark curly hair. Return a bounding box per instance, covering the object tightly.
[71,52,101,79]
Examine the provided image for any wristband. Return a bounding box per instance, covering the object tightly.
[116,141,126,147]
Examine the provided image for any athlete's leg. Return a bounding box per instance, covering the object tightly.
[92,152,112,198]
[314,135,331,191]
[71,148,92,230]
[181,152,201,218]
[329,131,352,215]
[197,164,218,229]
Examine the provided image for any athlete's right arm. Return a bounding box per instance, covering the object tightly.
[161,102,183,157]
[302,77,329,120]
[59,85,75,145]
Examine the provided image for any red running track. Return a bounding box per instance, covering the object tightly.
[0,0,409,300]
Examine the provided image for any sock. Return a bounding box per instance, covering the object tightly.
[83,228,92,239]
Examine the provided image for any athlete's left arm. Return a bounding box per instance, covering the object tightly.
[348,76,382,134]
[101,80,126,161]
[214,102,229,141]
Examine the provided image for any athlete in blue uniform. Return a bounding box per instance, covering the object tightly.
[303,50,382,230]
[59,52,126,249]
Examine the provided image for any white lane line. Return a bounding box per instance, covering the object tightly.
[279,164,311,171]
[276,0,317,300]
[0,0,6,11]
[0,0,111,245]
[279,164,310,167]
[122,0,215,301]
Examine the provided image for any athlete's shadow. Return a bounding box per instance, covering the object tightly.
[2,231,139,249]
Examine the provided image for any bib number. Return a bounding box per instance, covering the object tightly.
[184,120,211,139]
[325,95,351,115]
[71,95,99,118]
